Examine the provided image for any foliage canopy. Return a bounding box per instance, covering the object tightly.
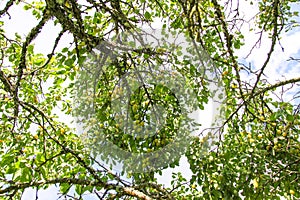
[0,0,299,199]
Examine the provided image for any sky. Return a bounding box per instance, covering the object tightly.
[1,0,300,199]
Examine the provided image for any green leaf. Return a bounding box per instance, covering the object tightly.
[75,184,83,195]
[233,41,241,49]
[65,58,74,66]
[60,183,71,194]
[144,11,151,20]
[24,4,32,10]
[286,114,294,122]
[62,47,69,53]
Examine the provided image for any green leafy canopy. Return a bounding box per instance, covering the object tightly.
[0,0,299,199]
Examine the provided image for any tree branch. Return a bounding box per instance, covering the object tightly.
[0,0,14,17]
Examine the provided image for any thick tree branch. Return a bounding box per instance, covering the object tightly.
[252,76,300,97]
[0,0,14,16]
[12,9,51,131]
